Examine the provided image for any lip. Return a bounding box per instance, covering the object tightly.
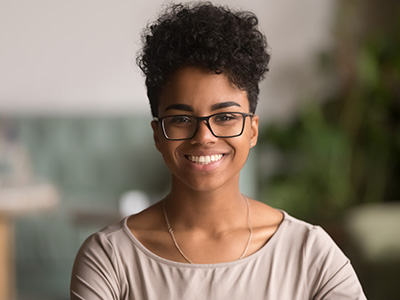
[183,152,228,170]
[185,154,224,165]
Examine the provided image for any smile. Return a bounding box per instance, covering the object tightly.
[186,154,224,165]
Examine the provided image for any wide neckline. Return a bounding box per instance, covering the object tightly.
[122,210,288,269]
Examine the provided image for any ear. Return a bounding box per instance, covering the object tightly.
[250,114,259,148]
[151,120,161,152]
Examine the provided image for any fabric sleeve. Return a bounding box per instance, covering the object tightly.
[304,226,367,300]
[70,232,121,300]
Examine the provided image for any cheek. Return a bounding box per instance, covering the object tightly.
[230,137,250,159]
[157,141,180,168]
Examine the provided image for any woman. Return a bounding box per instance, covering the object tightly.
[71,2,366,299]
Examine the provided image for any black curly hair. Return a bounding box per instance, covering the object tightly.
[137,2,270,117]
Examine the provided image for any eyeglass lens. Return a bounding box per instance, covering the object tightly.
[162,113,246,140]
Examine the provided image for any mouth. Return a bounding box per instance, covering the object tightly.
[186,154,224,165]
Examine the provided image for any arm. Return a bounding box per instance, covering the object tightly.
[305,226,367,300]
[70,232,121,300]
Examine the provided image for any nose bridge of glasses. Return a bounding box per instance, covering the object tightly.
[192,115,216,138]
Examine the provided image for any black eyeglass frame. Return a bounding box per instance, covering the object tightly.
[153,112,254,141]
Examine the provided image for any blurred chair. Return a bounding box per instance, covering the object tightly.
[0,184,59,300]
[345,202,400,300]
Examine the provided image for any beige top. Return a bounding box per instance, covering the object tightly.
[70,211,367,300]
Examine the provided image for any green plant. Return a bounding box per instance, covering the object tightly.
[258,0,400,223]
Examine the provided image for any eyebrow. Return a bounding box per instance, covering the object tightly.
[211,101,241,111]
[164,101,241,112]
[164,104,194,112]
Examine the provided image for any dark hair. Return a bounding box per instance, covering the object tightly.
[137,2,270,117]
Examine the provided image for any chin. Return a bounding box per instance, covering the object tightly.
[174,173,237,193]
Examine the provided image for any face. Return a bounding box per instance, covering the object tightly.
[151,66,259,192]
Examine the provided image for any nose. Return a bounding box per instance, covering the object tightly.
[190,120,218,144]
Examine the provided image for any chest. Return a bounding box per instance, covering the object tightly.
[118,255,308,300]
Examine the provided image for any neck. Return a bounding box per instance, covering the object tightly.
[165,176,247,232]
[163,193,252,264]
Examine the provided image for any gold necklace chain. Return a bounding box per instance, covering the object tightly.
[162,195,253,264]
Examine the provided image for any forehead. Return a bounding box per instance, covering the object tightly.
[158,67,249,113]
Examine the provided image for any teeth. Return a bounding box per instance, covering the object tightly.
[188,154,223,165]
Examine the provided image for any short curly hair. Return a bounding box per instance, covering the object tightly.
[137,2,270,117]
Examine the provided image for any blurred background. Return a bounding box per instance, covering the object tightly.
[0,0,399,299]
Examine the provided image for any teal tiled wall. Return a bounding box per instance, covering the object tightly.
[7,115,168,299]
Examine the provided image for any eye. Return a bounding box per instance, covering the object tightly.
[214,113,239,123]
[168,115,193,125]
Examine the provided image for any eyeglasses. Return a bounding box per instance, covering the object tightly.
[154,112,254,141]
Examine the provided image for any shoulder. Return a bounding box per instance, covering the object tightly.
[71,219,131,298]
[79,219,129,253]
[247,200,340,253]
[279,212,345,257]
[250,199,284,227]
[253,206,349,269]
[279,213,367,299]
[72,217,142,275]
[72,219,132,278]
[127,201,164,232]
[283,213,344,256]
[126,201,166,242]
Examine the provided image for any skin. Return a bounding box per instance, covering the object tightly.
[128,66,283,264]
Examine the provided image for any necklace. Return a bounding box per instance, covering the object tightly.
[162,195,253,264]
